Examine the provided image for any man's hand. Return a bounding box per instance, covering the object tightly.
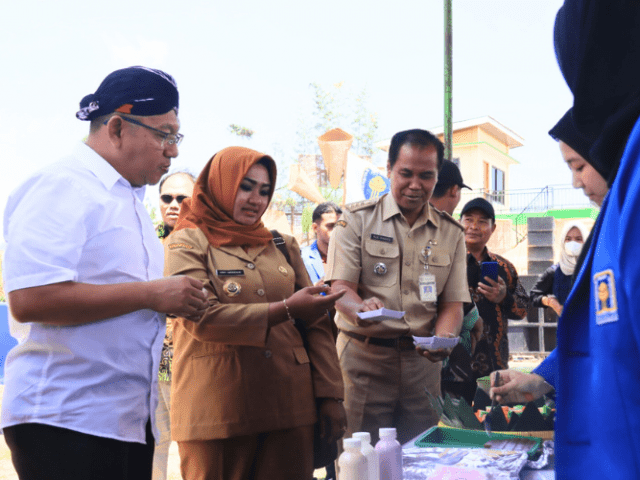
[416,332,457,362]
[317,398,347,443]
[490,369,554,404]
[331,280,385,327]
[147,276,208,320]
[417,346,452,362]
[470,316,484,354]
[350,296,385,327]
[477,276,507,304]
[8,279,209,327]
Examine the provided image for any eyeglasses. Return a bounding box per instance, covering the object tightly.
[104,116,184,147]
[160,194,189,204]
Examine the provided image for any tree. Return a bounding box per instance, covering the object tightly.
[351,92,380,157]
[274,82,379,236]
[228,124,255,140]
[306,82,378,157]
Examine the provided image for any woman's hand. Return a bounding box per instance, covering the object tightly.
[317,398,347,443]
[546,296,563,316]
[490,369,554,404]
[287,285,346,322]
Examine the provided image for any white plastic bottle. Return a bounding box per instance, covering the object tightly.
[375,427,403,480]
[353,431,379,480]
[338,437,368,480]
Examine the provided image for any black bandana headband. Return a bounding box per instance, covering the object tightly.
[76,66,179,121]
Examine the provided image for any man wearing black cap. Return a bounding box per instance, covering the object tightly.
[430,163,483,404]
[429,160,471,216]
[1,67,208,480]
[460,198,528,378]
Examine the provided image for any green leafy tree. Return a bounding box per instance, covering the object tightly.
[272,82,378,236]
[228,124,255,140]
[305,82,378,156]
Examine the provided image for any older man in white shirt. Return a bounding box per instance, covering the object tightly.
[1,66,208,480]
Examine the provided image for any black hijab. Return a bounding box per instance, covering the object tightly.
[554,0,640,186]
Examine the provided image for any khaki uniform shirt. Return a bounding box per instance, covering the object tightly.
[325,194,470,337]
[165,228,343,441]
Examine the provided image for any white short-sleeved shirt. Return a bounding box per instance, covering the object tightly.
[1,142,165,444]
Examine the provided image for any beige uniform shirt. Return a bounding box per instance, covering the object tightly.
[165,227,343,440]
[325,194,470,337]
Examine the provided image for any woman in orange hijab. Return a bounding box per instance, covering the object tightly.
[165,147,346,480]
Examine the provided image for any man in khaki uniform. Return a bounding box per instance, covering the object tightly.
[325,129,470,445]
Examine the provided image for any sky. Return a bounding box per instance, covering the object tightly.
[0,0,573,232]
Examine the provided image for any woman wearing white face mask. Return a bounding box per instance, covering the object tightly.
[529,221,589,317]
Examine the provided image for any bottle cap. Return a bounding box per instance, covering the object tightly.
[379,427,397,438]
[343,438,362,449]
[352,432,372,444]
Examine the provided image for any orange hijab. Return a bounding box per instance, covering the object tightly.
[174,146,277,247]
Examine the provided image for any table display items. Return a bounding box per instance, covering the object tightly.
[426,389,555,438]
[339,438,368,480]
[375,427,403,480]
[353,432,379,480]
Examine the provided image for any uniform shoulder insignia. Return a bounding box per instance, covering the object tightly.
[168,242,194,250]
[344,197,379,213]
[439,210,464,230]
[336,219,348,228]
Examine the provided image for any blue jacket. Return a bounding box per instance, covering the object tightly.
[300,240,324,285]
[534,117,640,478]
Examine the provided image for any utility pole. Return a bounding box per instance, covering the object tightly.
[444,0,453,162]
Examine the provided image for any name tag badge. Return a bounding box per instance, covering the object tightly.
[593,269,618,325]
[370,233,393,243]
[216,270,245,276]
[419,272,437,302]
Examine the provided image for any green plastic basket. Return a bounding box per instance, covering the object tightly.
[415,426,543,459]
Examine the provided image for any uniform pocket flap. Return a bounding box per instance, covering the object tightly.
[364,239,400,258]
[293,346,310,364]
[420,247,451,267]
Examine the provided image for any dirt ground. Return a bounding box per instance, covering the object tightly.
[0,355,543,479]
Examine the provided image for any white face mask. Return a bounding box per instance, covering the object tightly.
[565,240,583,256]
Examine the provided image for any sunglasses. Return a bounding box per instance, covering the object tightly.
[160,194,189,204]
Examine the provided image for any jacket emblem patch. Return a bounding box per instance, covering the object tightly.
[593,269,618,325]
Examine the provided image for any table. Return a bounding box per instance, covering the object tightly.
[402,429,555,479]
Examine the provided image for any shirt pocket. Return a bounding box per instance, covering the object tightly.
[362,239,400,287]
[292,346,310,365]
[419,247,452,294]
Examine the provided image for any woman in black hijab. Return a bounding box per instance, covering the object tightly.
[493,3,640,477]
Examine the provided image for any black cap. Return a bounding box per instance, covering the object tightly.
[460,197,495,222]
[437,160,471,189]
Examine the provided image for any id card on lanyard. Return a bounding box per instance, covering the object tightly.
[419,245,437,302]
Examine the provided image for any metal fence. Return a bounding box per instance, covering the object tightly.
[460,184,593,215]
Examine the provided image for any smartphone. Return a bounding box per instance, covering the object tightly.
[480,261,498,282]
